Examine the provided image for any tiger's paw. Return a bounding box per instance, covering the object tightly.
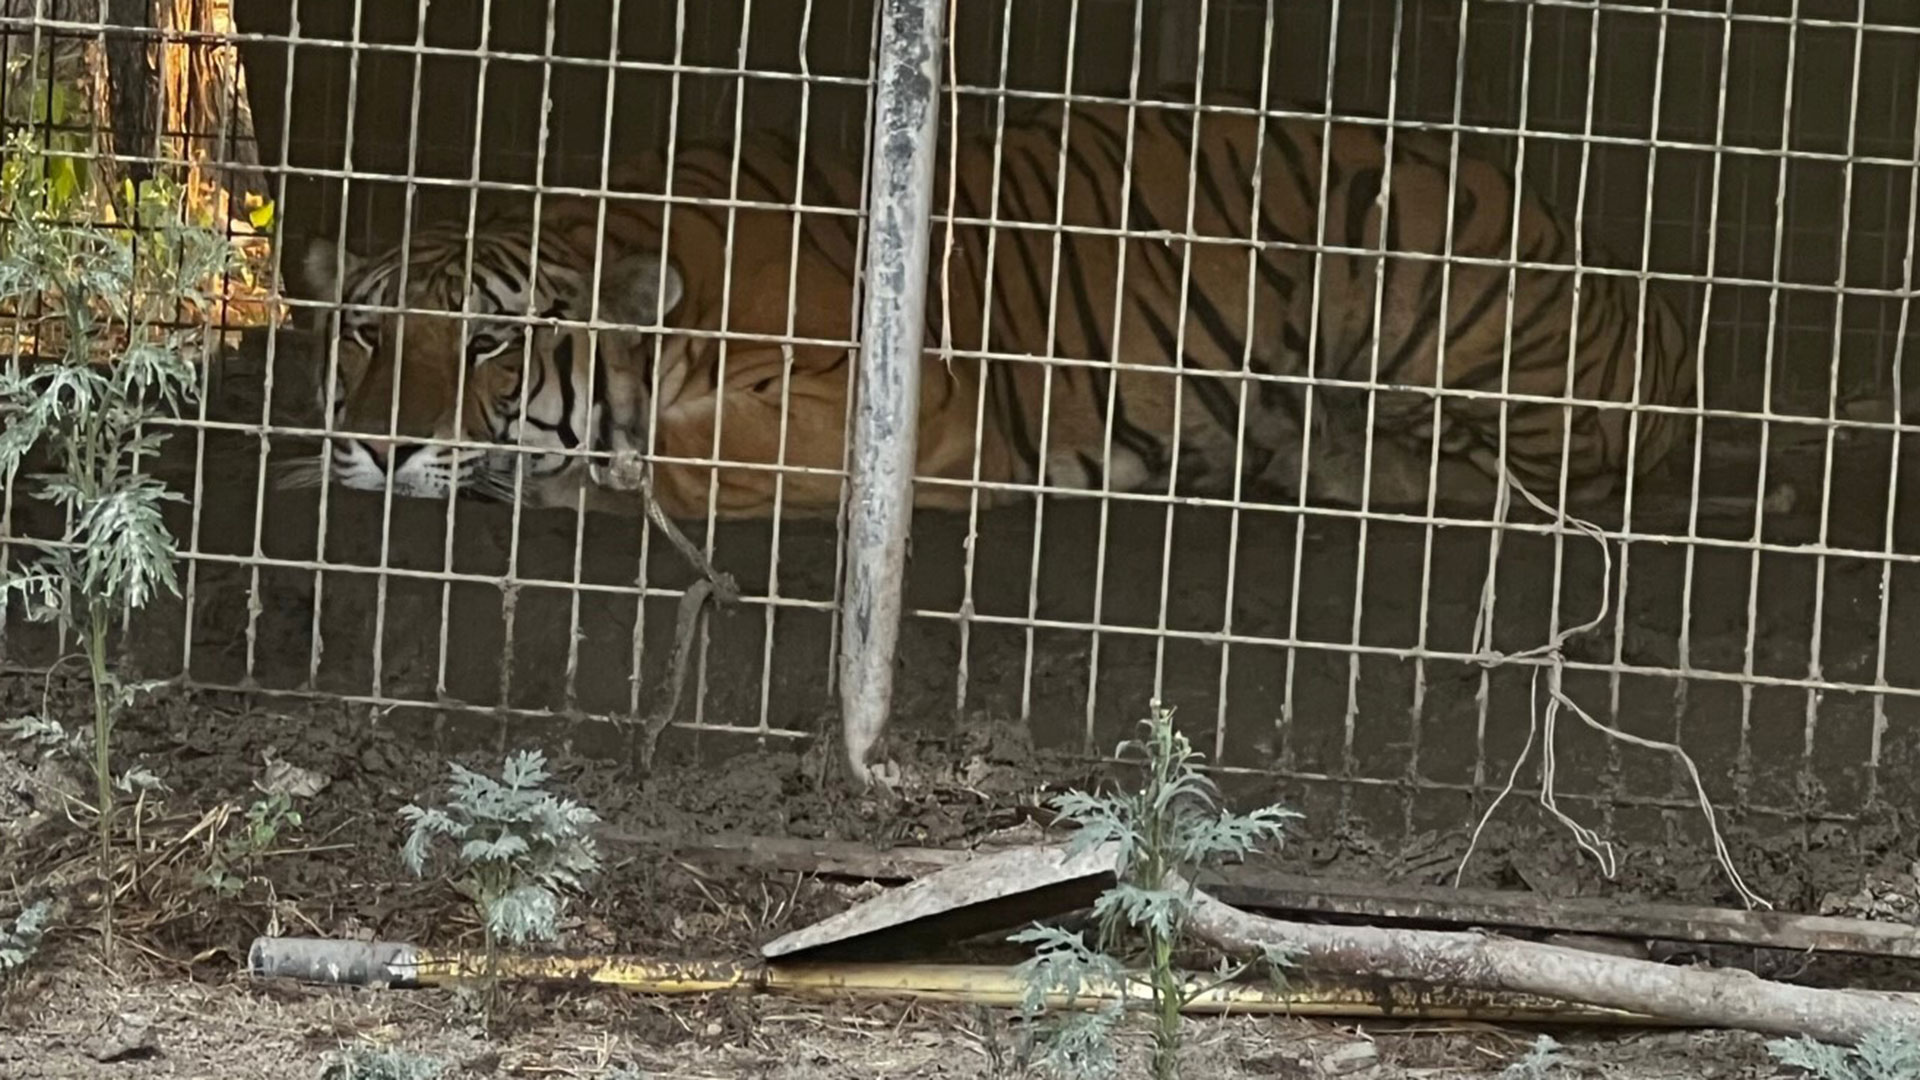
[592,448,649,493]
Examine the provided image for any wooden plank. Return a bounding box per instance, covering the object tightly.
[758,843,1118,961]
[632,831,1920,962]
[636,831,968,880]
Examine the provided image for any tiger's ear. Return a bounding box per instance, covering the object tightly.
[599,252,684,328]
[297,238,364,301]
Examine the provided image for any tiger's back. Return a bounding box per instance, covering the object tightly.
[932,99,1696,512]
[1294,114,1695,507]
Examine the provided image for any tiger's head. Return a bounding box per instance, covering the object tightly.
[286,220,684,507]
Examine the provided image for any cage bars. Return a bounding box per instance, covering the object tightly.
[1737,0,1804,818]
[364,0,436,707]
[1607,0,1676,850]
[298,0,370,696]
[237,0,304,690]
[946,0,1016,726]
[1403,0,1477,842]
[1800,8,1867,797]
[1210,0,1281,766]
[1868,40,1920,808]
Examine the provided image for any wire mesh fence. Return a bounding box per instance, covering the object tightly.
[1,0,1916,880]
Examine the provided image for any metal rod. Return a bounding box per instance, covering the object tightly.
[839,0,947,786]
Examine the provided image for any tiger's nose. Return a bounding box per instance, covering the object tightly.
[362,440,424,472]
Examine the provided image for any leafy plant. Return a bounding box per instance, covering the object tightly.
[319,1045,447,1080]
[1,53,93,216]
[1011,701,1301,1080]
[0,130,234,947]
[1501,1034,1568,1077]
[1009,925,1127,1079]
[1767,1027,1920,1080]
[2,49,273,235]
[197,791,304,898]
[3,713,87,760]
[3,711,163,811]
[0,900,54,984]
[1015,1000,1125,1080]
[399,749,601,1024]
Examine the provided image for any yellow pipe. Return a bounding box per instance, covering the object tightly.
[403,950,1670,1025]
[247,937,1669,1025]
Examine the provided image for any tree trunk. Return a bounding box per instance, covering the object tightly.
[153,0,270,209]
[1173,874,1920,1048]
[102,0,151,183]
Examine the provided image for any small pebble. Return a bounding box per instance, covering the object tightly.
[1321,1040,1380,1076]
[89,1012,158,1064]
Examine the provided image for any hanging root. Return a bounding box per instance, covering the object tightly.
[1458,468,1766,910]
[623,452,741,772]
[638,578,722,772]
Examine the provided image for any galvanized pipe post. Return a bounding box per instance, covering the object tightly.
[840,0,947,786]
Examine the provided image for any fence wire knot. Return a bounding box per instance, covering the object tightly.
[590,447,650,496]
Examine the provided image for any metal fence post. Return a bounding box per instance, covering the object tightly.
[840,0,947,786]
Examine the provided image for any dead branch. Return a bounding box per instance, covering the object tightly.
[634,832,1920,965]
[1172,872,1920,1047]
[1205,865,1920,962]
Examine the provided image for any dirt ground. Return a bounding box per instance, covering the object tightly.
[0,686,1825,1078]
[1,970,1791,1079]
[3,330,1918,1076]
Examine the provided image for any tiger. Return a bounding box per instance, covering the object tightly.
[287,99,1694,521]
[284,133,897,519]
